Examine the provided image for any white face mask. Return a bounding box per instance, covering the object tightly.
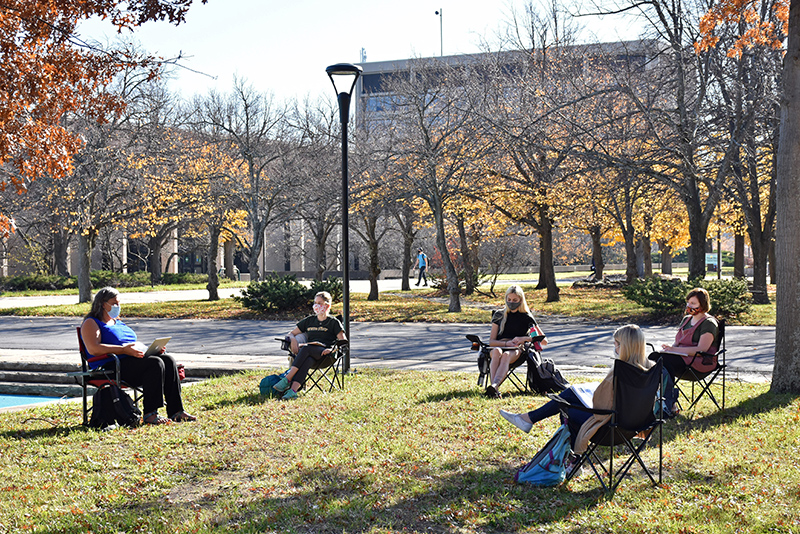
[108,303,121,319]
[313,303,328,315]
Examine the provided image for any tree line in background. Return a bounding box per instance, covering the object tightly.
[0,0,784,313]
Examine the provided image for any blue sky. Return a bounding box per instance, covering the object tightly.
[78,0,643,102]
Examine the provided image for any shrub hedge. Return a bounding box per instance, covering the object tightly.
[0,270,209,292]
[623,276,752,318]
[235,274,343,314]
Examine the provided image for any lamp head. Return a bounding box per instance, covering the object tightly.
[326,63,363,96]
[326,63,362,125]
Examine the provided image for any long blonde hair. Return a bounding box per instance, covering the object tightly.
[613,324,649,370]
[499,285,535,334]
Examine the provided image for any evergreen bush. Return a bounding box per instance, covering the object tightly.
[236,274,345,314]
[309,277,343,302]
[90,270,150,288]
[0,274,76,291]
[161,272,208,285]
[623,276,686,313]
[236,274,310,313]
[689,277,752,318]
[624,276,752,318]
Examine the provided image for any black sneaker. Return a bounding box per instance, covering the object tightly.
[485,385,501,399]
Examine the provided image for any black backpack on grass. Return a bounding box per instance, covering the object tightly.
[89,385,141,429]
[527,350,570,394]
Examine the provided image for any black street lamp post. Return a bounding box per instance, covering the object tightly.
[326,63,362,373]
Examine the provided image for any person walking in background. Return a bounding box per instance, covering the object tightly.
[414,247,428,286]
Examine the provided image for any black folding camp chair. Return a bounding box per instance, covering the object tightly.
[647,318,726,413]
[554,359,664,493]
[673,318,726,412]
[276,336,348,393]
[466,334,536,394]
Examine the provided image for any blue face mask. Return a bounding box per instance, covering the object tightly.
[108,304,121,319]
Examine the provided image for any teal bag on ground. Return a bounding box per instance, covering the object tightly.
[259,370,289,398]
[515,424,572,486]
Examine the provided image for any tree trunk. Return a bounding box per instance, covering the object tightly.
[77,231,95,303]
[769,239,776,284]
[247,218,267,283]
[53,229,70,276]
[538,216,559,302]
[734,233,745,279]
[365,215,380,301]
[224,238,236,281]
[432,200,461,312]
[773,0,800,393]
[456,216,475,295]
[589,226,604,281]
[750,237,771,304]
[659,241,673,276]
[687,213,709,281]
[642,235,653,276]
[207,227,221,301]
[149,234,163,286]
[623,230,637,283]
[635,238,645,278]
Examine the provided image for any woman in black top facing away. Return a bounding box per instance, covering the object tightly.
[485,285,547,398]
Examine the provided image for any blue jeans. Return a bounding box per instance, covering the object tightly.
[526,388,592,449]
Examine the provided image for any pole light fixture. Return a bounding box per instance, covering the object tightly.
[326,62,362,373]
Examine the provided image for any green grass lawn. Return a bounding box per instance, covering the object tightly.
[0,370,796,533]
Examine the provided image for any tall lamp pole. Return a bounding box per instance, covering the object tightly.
[435,9,443,56]
[326,63,362,373]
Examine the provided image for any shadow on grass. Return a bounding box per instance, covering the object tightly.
[418,387,484,403]
[117,464,605,533]
[0,423,88,440]
[200,392,271,410]
[668,389,797,437]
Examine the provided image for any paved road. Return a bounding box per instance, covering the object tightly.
[0,280,775,379]
[0,315,775,378]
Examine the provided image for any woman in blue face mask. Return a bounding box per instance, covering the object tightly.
[81,287,195,425]
[484,285,547,398]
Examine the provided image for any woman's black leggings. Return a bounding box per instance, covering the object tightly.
[291,345,327,387]
[119,353,184,416]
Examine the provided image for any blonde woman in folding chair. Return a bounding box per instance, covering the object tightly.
[499,324,651,475]
[80,287,195,425]
[274,291,347,400]
[484,285,547,399]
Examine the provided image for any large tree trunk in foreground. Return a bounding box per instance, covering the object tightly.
[774,0,800,393]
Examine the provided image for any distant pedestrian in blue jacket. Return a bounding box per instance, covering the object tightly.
[414,247,428,287]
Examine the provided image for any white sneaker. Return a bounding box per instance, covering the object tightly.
[499,409,532,433]
[566,454,584,478]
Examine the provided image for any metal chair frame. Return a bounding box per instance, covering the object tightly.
[276,336,348,393]
[467,334,535,394]
[554,359,664,493]
[673,318,727,412]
